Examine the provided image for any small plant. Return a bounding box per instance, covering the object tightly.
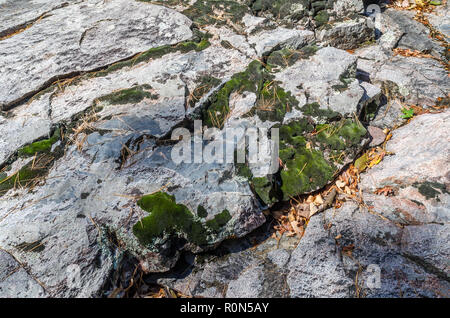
[400,107,414,119]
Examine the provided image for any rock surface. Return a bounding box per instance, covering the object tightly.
[148,109,450,298]
[0,0,448,298]
[0,0,193,109]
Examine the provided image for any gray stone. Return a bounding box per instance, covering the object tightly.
[332,0,364,16]
[361,110,450,225]
[226,265,265,298]
[0,250,20,282]
[0,267,47,298]
[321,202,450,297]
[374,56,448,107]
[0,42,250,167]
[248,28,315,57]
[0,0,193,109]
[0,40,258,297]
[367,126,386,147]
[276,47,381,116]
[425,3,450,42]
[286,214,353,297]
[382,9,444,57]
[0,0,69,38]
[356,46,449,109]
[1,0,449,299]
[316,17,374,49]
[154,224,296,298]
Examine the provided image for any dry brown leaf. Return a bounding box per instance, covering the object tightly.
[374,186,395,196]
[314,194,324,205]
[336,180,346,188]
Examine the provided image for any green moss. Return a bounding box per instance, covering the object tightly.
[279,119,313,148]
[236,162,253,179]
[252,176,280,205]
[203,60,265,128]
[197,205,208,218]
[300,102,340,121]
[205,209,232,231]
[0,163,48,195]
[182,0,250,26]
[337,120,367,146]
[203,58,303,127]
[18,130,61,157]
[133,192,232,247]
[96,84,158,105]
[315,119,367,151]
[413,181,448,200]
[255,82,299,122]
[316,126,344,150]
[266,45,319,71]
[251,0,310,21]
[280,147,335,200]
[314,10,329,27]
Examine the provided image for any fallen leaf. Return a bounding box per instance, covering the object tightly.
[336,180,346,188]
[375,186,394,196]
[309,203,319,216]
[314,194,324,205]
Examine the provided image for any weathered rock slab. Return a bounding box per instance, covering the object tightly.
[0,0,193,109]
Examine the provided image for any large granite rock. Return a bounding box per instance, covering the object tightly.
[380,8,444,58]
[0,0,448,299]
[360,110,450,226]
[316,16,374,50]
[156,200,449,298]
[425,3,450,42]
[0,42,250,166]
[0,0,70,38]
[150,110,450,298]
[0,0,193,109]
[275,46,381,116]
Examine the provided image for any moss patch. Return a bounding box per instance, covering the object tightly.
[1,127,66,196]
[252,176,281,205]
[251,0,310,21]
[278,119,335,200]
[280,147,335,200]
[182,0,250,26]
[315,119,367,151]
[413,181,448,200]
[238,116,367,204]
[95,84,159,106]
[92,30,211,78]
[300,102,340,121]
[133,192,232,247]
[205,209,232,231]
[202,59,300,127]
[203,60,265,128]
[18,130,61,157]
[0,162,48,195]
[197,205,208,218]
[188,76,221,108]
[266,45,319,71]
[254,81,299,122]
[314,10,329,27]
